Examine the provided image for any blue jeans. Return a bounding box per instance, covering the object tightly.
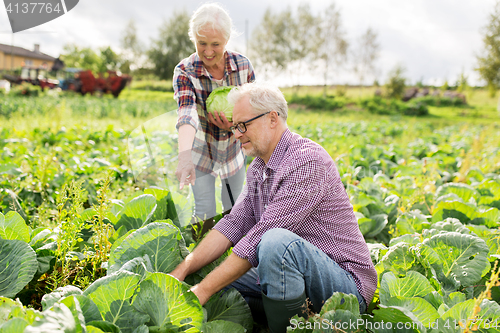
[191,166,246,220]
[228,228,366,314]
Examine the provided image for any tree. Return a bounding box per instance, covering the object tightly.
[289,3,318,87]
[352,28,380,89]
[98,46,120,73]
[456,70,469,93]
[147,11,193,80]
[120,19,144,73]
[313,2,348,97]
[385,65,406,99]
[249,7,295,79]
[476,1,500,97]
[60,44,102,73]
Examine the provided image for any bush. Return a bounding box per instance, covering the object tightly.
[412,95,466,107]
[385,65,406,99]
[359,96,429,116]
[404,101,429,116]
[130,80,173,92]
[10,82,42,97]
[288,94,346,111]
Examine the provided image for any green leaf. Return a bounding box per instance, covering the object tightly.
[0,296,40,325]
[445,292,466,308]
[0,297,24,323]
[379,271,435,305]
[144,187,172,223]
[169,191,194,228]
[204,289,253,332]
[202,320,246,333]
[24,302,81,333]
[319,292,361,317]
[35,249,56,275]
[29,228,57,250]
[372,304,424,333]
[423,291,444,310]
[0,317,29,333]
[109,200,125,218]
[0,239,37,298]
[108,222,189,274]
[467,225,500,260]
[86,320,121,333]
[423,218,471,239]
[86,326,105,333]
[476,179,500,198]
[83,271,149,332]
[0,212,30,243]
[435,183,480,203]
[395,210,431,235]
[286,315,314,333]
[420,232,489,289]
[41,285,83,310]
[61,295,102,324]
[0,164,21,176]
[389,234,421,247]
[206,86,235,121]
[440,299,474,324]
[432,201,477,224]
[57,296,87,333]
[358,214,388,238]
[115,194,157,231]
[314,309,362,333]
[132,272,203,332]
[377,242,419,278]
[385,296,440,326]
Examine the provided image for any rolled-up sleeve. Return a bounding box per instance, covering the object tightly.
[213,183,256,245]
[173,66,199,130]
[234,158,326,266]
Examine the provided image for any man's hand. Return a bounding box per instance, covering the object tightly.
[176,150,196,190]
[207,111,232,131]
[183,253,252,306]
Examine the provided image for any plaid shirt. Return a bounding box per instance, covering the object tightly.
[214,129,378,305]
[173,50,255,178]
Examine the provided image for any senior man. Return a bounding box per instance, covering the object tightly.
[170,82,377,333]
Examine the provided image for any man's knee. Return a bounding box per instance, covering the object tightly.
[257,228,301,263]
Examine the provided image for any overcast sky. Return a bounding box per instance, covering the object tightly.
[0,0,497,86]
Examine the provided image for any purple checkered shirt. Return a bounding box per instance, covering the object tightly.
[214,129,377,305]
[173,50,255,178]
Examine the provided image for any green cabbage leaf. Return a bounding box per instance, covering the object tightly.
[206,86,235,122]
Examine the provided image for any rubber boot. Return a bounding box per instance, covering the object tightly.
[262,291,308,333]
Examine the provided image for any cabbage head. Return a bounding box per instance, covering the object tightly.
[206,86,235,122]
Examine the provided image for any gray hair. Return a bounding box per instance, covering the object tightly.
[228,82,288,122]
[188,3,233,43]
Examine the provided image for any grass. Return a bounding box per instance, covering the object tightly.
[1,84,499,137]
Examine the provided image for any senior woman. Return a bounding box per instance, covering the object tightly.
[174,3,255,236]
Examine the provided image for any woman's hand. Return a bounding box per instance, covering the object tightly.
[176,150,196,190]
[207,111,232,132]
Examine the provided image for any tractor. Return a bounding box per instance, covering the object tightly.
[60,69,132,98]
[2,65,59,91]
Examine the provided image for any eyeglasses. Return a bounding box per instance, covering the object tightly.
[230,111,280,134]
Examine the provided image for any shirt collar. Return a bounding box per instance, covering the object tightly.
[192,51,237,79]
[252,128,292,175]
[266,128,293,171]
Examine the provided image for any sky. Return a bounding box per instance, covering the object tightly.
[0,0,497,86]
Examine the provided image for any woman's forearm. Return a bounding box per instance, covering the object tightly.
[178,124,196,152]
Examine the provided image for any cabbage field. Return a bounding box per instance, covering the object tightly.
[0,92,500,332]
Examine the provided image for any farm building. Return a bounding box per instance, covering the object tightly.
[0,43,56,70]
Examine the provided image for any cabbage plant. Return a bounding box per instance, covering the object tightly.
[206,86,235,122]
